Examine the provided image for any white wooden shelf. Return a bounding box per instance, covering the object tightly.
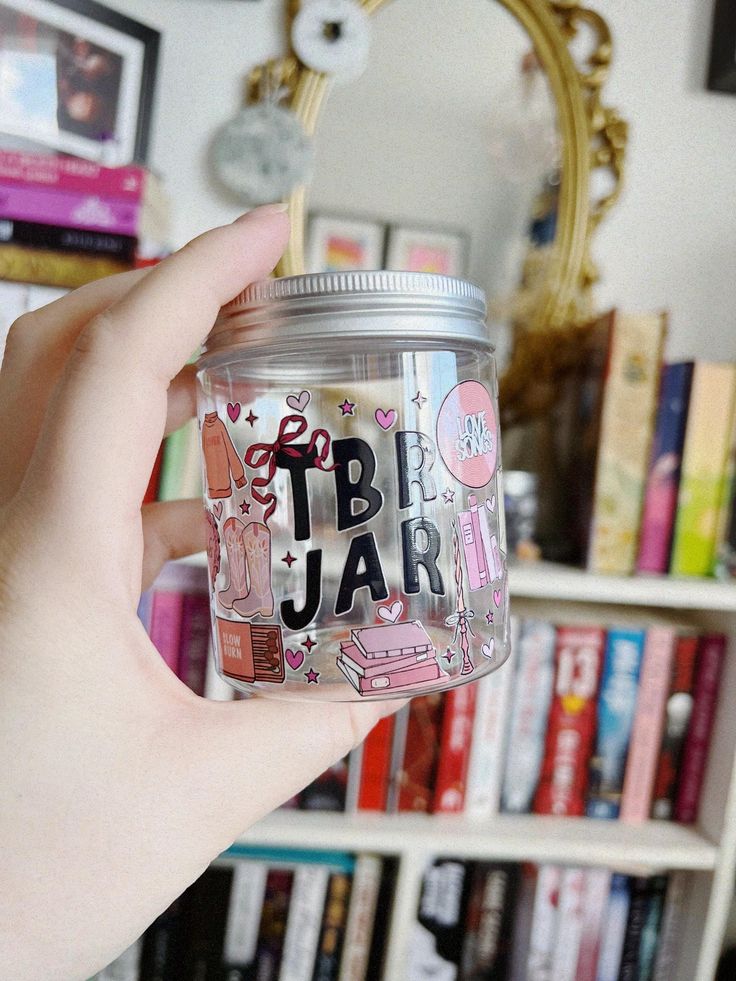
[237,811,718,872]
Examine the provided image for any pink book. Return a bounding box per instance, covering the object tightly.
[339,641,431,677]
[149,590,185,675]
[336,655,440,695]
[0,149,149,200]
[619,626,678,822]
[350,620,433,659]
[0,183,144,237]
[674,633,727,823]
[575,868,612,981]
[177,591,210,695]
[457,494,502,591]
[433,684,478,813]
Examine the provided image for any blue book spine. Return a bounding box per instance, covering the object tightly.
[586,628,645,819]
[637,361,694,573]
[596,874,631,981]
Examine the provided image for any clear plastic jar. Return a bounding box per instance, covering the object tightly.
[197,271,510,700]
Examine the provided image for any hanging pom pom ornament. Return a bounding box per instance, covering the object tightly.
[210,101,314,206]
[291,0,371,84]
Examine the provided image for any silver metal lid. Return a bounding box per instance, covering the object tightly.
[203,271,489,357]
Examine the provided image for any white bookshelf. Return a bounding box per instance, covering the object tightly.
[222,562,736,981]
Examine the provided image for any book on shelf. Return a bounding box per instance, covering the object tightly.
[0,242,130,288]
[669,361,736,577]
[0,217,136,261]
[587,310,668,575]
[460,862,518,981]
[356,714,394,812]
[550,866,587,981]
[575,867,612,981]
[592,872,631,981]
[526,863,562,979]
[337,854,383,981]
[396,692,444,813]
[407,857,473,979]
[432,682,477,813]
[158,418,203,502]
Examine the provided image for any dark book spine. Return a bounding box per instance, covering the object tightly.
[638,875,668,981]
[0,217,136,260]
[617,877,653,981]
[409,858,474,975]
[300,759,349,812]
[311,871,353,981]
[462,863,519,980]
[180,866,235,980]
[138,895,188,981]
[254,868,294,981]
[365,858,398,980]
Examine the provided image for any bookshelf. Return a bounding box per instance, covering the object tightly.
[199,557,736,981]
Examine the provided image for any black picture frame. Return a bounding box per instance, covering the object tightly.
[707,0,736,95]
[0,0,160,163]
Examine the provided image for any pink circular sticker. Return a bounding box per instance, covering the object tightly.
[436,381,498,487]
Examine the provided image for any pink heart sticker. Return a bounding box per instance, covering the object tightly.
[377,600,403,623]
[493,589,502,608]
[227,402,241,423]
[481,639,495,660]
[286,390,311,413]
[285,648,304,670]
[375,408,397,430]
[213,502,223,519]
[486,495,496,513]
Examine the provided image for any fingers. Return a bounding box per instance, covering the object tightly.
[0,269,148,505]
[164,364,197,436]
[140,500,205,591]
[24,206,290,547]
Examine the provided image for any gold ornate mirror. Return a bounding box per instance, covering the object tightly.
[245,0,626,427]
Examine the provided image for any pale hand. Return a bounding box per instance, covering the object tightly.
[0,207,399,980]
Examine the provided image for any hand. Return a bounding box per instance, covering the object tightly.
[0,207,399,980]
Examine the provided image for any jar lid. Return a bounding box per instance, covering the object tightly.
[203,271,489,357]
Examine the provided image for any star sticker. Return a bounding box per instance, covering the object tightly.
[305,667,320,684]
[339,398,356,416]
[412,390,427,408]
[302,635,317,653]
[442,488,455,504]
[485,611,494,625]
[245,410,258,426]
[282,551,296,567]
[444,648,456,665]
[239,499,251,515]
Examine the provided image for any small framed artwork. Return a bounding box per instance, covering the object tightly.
[707,0,736,95]
[307,213,385,272]
[0,0,160,164]
[385,225,468,277]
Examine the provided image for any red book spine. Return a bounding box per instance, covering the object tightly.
[149,590,184,675]
[357,715,395,812]
[533,626,605,816]
[144,443,164,505]
[0,149,148,199]
[177,592,210,696]
[433,684,478,813]
[674,633,726,823]
[398,693,444,813]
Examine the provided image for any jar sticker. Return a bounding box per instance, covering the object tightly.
[217,618,285,685]
[286,389,311,413]
[436,380,498,487]
[202,410,248,499]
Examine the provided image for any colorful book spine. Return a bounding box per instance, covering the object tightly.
[177,591,211,696]
[650,634,699,819]
[312,871,353,981]
[588,311,667,575]
[461,863,518,981]
[464,619,516,818]
[501,618,556,814]
[254,868,295,981]
[137,589,154,634]
[385,703,411,813]
[574,868,612,981]
[0,149,152,199]
[550,867,586,981]
[397,693,444,813]
[357,715,394,812]
[0,217,136,260]
[279,864,331,981]
[619,626,678,822]
[0,242,129,288]
[586,628,645,819]
[526,864,562,980]
[674,633,726,822]
[149,590,185,675]
[432,683,478,813]
[533,626,605,816]
[670,361,736,576]
[336,854,382,981]
[409,858,472,979]
[595,874,631,981]
[223,861,269,973]
[636,361,694,573]
[652,871,688,981]
[638,876,668,981]
[0,182,148,237]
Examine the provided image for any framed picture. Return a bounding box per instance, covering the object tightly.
[307,213,385,272]
[0,0,159,164]
[385,225,468,277]
[707,0,736,95]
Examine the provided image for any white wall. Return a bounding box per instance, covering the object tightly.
[112,0,736,361]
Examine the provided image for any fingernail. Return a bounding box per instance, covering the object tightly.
[233,203,289,223]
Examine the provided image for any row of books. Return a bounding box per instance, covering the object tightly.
[410,858,686,981]
[90,846,396,981]
[542,309,736,579]
[141,566,724,826]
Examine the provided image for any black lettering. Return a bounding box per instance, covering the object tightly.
[401,517,445,595]
[395,431,438,509]
[335,532,389,615]
[333,437,383,531]
[280,549,322,630]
